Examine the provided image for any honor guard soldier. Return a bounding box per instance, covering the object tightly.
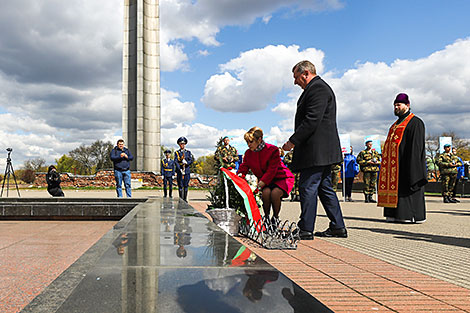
[214,136,239,169]
[161,149,175,198]
[175,137,193,201]
[357,140,381,203]
[438,144,462,203]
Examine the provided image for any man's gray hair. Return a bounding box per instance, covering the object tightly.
[292,60,316,75]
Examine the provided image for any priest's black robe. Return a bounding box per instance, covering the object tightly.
[383,111,427,222]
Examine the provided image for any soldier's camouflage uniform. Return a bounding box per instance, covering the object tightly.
[331,163,341,192]
[438,153,462,197]
[357,149,381,195]
[284,150,300,200]
[214,144,239,169]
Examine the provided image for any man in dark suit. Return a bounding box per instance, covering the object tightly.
[282,60,347,240]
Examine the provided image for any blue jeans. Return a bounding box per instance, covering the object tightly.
[298,165,345,232]
[114,169,132,198]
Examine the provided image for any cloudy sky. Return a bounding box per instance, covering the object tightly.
[0,0,469,167]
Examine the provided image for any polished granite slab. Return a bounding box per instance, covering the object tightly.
[0,198,145,219]
[22,198,332,313]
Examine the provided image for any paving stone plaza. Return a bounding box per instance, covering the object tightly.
[0,190,469,312]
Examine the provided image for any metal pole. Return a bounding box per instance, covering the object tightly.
[342,157,346,202]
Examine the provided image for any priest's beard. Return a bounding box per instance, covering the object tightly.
[394,107,409,117]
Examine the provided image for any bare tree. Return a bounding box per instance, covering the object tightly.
[90,140,113,170]
[69,145,95,175]
[23,157,46,171]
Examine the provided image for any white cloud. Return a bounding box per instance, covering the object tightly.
[161,0,343,45]
[161,123,247,158]
[0,1,122,87]
[160,0,343,70]
[330,38,470,141]
[265,38,470,150]
[161,88,196,128]
[202,45,324,112]
[161,126,249,157]
[198,50,211,57]
[262,15,272,24]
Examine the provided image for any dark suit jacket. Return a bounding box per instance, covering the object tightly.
[289,76,342,171]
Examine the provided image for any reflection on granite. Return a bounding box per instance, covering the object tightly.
[29,198,332,312]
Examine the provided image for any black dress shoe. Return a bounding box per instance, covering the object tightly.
[294,229,314,240]
[314,227,348,238]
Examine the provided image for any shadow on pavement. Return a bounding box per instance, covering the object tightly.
[317,214,387,224]
[427,209,470,217]
[349,226,470,249]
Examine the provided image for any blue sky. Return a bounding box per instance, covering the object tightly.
[0,0,469,166]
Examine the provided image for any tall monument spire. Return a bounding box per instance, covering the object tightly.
[123,0,161,172]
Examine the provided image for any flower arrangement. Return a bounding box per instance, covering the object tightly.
[206,170,248,217]
[243,173,263,210]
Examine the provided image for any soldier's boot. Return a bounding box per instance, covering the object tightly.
[179,188,183,199]
[443,196,450,203]
[368,195,377,203]
[163,187,167,198]
[364,194,370,203]
[169,187,173,198]
[183,188,188,202]
[451,197,460,203]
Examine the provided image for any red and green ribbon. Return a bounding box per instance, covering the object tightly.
[220,168,263,232]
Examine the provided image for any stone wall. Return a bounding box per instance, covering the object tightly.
[34,170,217,189]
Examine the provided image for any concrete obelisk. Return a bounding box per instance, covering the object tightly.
[122,0,160,172]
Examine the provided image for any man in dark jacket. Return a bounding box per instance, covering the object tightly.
[110,139,134,197]
[282,60,347,240]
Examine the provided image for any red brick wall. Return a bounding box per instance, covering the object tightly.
[34,170,217,188]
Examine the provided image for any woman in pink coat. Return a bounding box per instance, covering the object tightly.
[237,127,295,221]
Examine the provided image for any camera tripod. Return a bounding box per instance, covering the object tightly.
[1,149,20,197]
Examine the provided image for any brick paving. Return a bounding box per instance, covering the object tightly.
[2,189,469,312]
[191,193,470,313]
[0,221,115,313]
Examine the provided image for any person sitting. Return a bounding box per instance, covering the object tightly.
[46,165,64,197]
[237,127,294,223]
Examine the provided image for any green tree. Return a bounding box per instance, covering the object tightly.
[194,155,218,175]
[55,154,79,173]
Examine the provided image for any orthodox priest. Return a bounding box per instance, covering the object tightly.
[378,93,427,223]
